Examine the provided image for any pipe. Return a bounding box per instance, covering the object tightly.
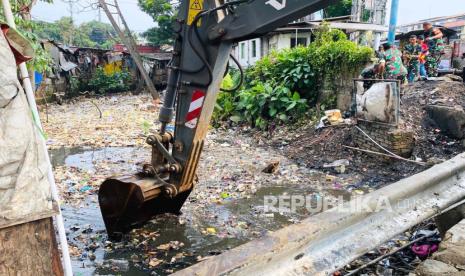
[388,0,399,43]
[1,1,73,275]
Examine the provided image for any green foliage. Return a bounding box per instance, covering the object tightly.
[235,83,308,130]
[34,17,119,49]
[0,0,54,73]
[138,0,176,45]
[214,76,308,130]
[323,0,352,18]
[88,68,132,94]
[251,26,372,106]
[213,26,373,130]
[141,119,152,135]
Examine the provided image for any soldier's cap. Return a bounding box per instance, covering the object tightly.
[409,35,417,39]
[382,42,392,49]
[418,35,425,40]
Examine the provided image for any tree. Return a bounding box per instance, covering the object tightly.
[138,0,176,45]
[33,17,120,49]
[323,0,352,18]
[0,0,54,73]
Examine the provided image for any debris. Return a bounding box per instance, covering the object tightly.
[323,159,349,174]
[42,80,465,274]
[205,228,217,235]
[148,258,162,268]
[326,175,336,182]
[324,109,344,125]
[414,259,459,275]
[79,185,92,192]
[220,192,231,199]
[433,219,465,267]
[425,105,465,139]
[262,161,280,174]
[156,241,184,251]
[103,259,129,272]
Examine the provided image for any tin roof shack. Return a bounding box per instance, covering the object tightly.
[142,52,172,90]
[42,42,142,97]
[42,41,112,97]
[74,47,112,82]
[395,27,460,74]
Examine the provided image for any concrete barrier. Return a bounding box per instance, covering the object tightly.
[174,153,465,275]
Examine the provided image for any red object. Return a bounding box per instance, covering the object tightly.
[113,43,160,54]
[411,244,438,260]
[1,24,32,65]
[419,42,429,64]
[185,90,206,129]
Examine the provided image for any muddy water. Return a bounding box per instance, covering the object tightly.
[50,134,358,275]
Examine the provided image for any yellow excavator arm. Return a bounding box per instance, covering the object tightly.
[99,0,337,239]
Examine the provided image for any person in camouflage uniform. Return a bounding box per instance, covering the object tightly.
[423,22,444,77]
[403,35,422,83]
[360,63,382,90]
[382,42,407,82]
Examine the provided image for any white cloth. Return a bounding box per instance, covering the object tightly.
[0,31,57,229]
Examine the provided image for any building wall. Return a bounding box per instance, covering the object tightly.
[233,38,261,67]
[232,32,311,67]
[398,14,465,34]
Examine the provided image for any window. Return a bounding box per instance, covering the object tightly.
[240,42,246,59]
[291,37,307,48]
[251,40,257,58]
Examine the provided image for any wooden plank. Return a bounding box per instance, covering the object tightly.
[0,218,64,276]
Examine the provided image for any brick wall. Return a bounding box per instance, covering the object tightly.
[352,120,415,158]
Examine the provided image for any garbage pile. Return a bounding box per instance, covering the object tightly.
[268,77,465,189]
[337,222,442,275]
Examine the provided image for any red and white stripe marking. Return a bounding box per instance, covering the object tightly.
[185,90,206,129]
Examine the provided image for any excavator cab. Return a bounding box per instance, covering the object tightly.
[98,0,336,239]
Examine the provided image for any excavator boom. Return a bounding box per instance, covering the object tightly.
[99,0,337,239]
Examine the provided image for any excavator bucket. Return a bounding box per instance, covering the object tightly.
[98,175,191,240]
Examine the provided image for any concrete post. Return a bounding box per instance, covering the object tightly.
[388,0,399,43]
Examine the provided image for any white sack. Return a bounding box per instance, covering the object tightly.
[0,30,57,229]
[357,82,396,123]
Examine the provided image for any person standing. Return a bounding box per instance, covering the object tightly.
[417,35,429,79]
[423,22,444,77]
[403,35,422,83]
[376,45,385,60]
[382,42,407,82]
[360,63,383,90]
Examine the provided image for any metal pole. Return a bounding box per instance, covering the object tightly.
[388,0,399,43]
[0,1,73,275]
[99,0,159,100]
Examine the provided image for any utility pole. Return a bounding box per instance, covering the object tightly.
[62,0,78,44]
[388,0,399,43]
[373,0,387,49]
[351,0,363,22]
[350,0,365,42]
[98,0,159,100]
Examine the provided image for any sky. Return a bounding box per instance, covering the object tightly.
[397,0,465,25]
[31,0,465,33]
[31,0,155,33]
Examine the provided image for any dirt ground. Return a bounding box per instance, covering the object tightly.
[40,78,465,275]
[260,79,465,190]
